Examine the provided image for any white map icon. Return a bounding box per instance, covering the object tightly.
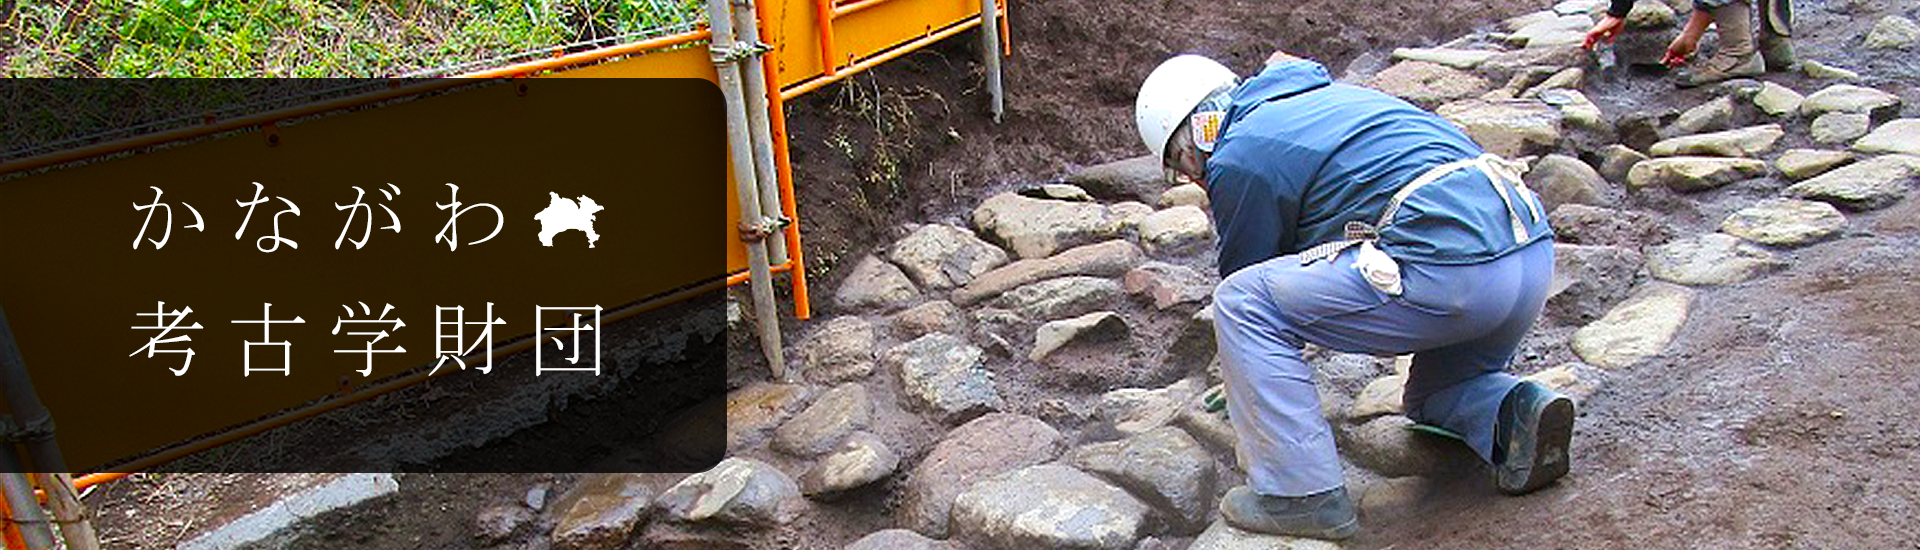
[534,192,604,248]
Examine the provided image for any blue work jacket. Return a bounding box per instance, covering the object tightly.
[1205,60,1555,277]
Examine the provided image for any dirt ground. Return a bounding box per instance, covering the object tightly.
[85,0,1920,548]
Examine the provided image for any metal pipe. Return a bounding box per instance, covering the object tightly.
[979,0,1004,122]
[831,0,905,17]
[733,0,789,265]
[708,0,789,380]
[0,453,54,550]
[752,0,814,321]
[0,307,98,550]
[457,30,712,79]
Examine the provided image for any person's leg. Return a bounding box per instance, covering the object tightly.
[1401,239,1555,462]
[1682,0,1763,87]
[1757,0,1795,71]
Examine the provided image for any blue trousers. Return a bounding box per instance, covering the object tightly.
[1212,239,1555,496]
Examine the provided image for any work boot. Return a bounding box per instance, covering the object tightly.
[1757,0,1796,72]
[1678,2,1763,88]
[1492,381,1575,495]
[1219,486,1359,540]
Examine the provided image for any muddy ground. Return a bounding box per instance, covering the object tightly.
[87,0,1920,548]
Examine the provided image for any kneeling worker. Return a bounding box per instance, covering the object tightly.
[1134,52,1573,540]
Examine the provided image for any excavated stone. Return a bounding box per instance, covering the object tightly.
[658,458,800,527]
[884,333,1003,424]
[900,413,1065,538]
[1800,84,1902,119]
[1437,99,1564,157]
[1173,389,1238,456]
[888,224,1010,290]
[1481,44,1588,76]
[1370,60,1493,108]
[1358,477,1431,526]
[844,529,954,550]
[1671,96,1734,135]
[1752,82,1804,117]
[1865,15,1920,49]
[798,316,876,383]
[1775,149,1855,181]
[551,473,654,550]
[800,432,899,498]
[1853,119,1920,156]
[1389,47,1498,69]
[1124,262,1212,310]
[1598,144,1649,183]
[891,300,965,338]
[1721,198,1847,246]
[1522,67,1585,97]
[1572,282,1693,369]
[1348,374,1407,420]
[1158,184,1210,209]
[1547,204,1674,249]
[1067,156,1163,203]
[1031,311,1130,362]
[1783,155,1920,211]
[956,240,1145,305]
[996,276,1122,320]
[1138,205,1216,256]
[1069,426,1217,532]
[1097,378,1205,437]
[1647,233,1787,286]
[973,192,1122,259]
[1341,414,1480,477]
[1811,112,1871,145]
[728,383,811,450]
[1506,14,1593,48]
[951,464,1149,550]
[1624,0,1676,27]
[1800,60,1861,80]
[1540,89,1605,132]
[834,254,920,310]
[1187,520,1344,550]
[1036,183,1095,202]
[1627,157,1769,191]
[772,383,872,456]
[476,504,533,544]
[1522,363,1607,404]
[1112,201,1155,230]
[1547,244,1645,325]
[1528,154,1609,211]
[1649,124,1785,157]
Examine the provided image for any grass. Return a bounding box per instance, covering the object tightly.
[1,0,706,77]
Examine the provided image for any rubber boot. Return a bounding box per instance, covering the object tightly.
[1757,0,1796,71]
[1679,2,1763,88]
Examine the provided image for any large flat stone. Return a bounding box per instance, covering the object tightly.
[951,464,1149,550]
[551,473,654,550]
[884,333,1004,424]
[956,240,1146,305]
[1437,99,1564,157]
[1800,84,1902,119]
[888,224,1010,289]
[1852,119,1920,156]
[657,457,801,527]
[771,382,872,456]
[1572,282,1694,369]
[1720,198,1847,246]
[1646,233,1786,286]
[1783,155,1920,211]
[835,254,920,310]
[974,192,1123,259]
[900,413,1065,538]
[1187,520,1343,550]
[1069,426,1217,532]
[1369,60,1493,109]
[1626,157,1768,191]
[1649,124,1785,157]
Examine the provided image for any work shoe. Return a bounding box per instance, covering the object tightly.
[1219,486,1359,540]
[1758,0,1796,71]
[1678,2,1763,88]
[1492,381,1575,495]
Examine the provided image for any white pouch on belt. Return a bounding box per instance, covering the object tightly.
[1353,241,1403,296]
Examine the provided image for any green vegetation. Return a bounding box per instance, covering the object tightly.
[1,0,705,77]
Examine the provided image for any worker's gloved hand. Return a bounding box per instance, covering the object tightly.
[1583,15,1627,49]
[1204,385,1230,420]
[1664,33,1700,67]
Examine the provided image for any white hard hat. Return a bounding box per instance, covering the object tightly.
[1135,54,1238,162]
